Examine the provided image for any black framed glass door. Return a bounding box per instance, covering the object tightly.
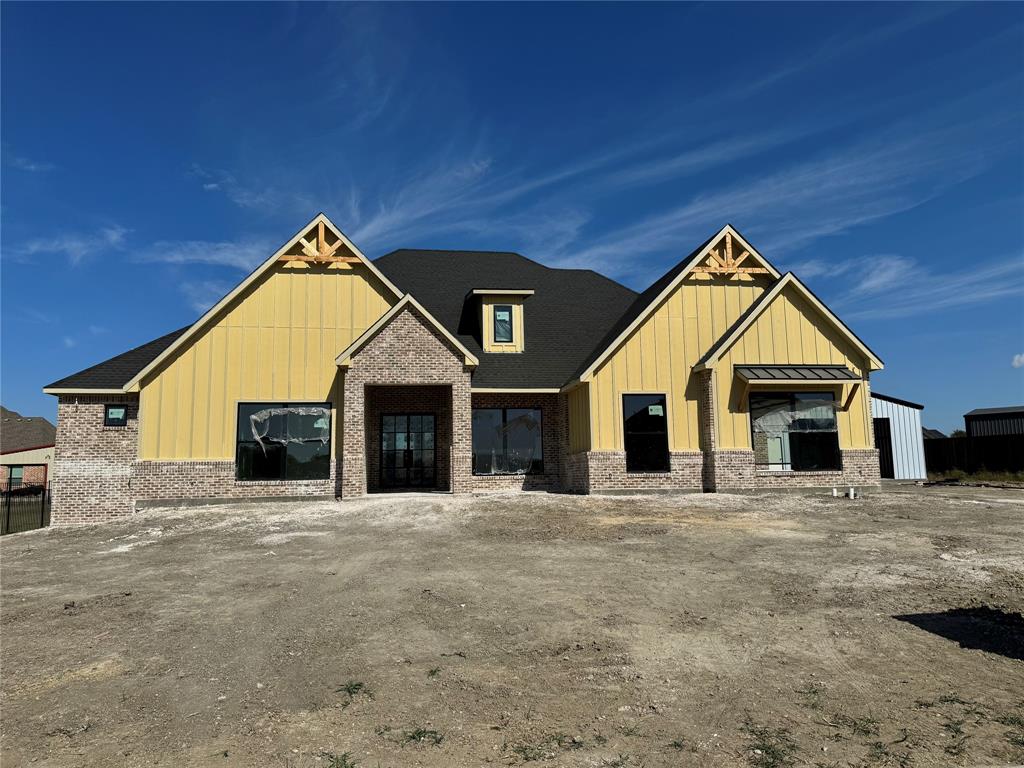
[381,413,436,488]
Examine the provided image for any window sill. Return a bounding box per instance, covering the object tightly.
[234,478,332,485]
[754,469,844,475]
[472,472,545,477]
[625,470,672,476]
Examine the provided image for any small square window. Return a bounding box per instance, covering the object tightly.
[104,405,128,427]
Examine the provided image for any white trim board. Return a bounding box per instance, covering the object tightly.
[471,388,560,394]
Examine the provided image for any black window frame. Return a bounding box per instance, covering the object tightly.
[492,304,514,344]
[104,404,128,427]
[748,391,842,472]
[471,406,544,475]
[235,401,332,482]
[380,412,437,489]
[622,393,670,473]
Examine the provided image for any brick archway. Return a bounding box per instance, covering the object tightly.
[340,304,472,498]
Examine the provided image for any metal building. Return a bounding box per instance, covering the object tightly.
[871,393,926,480]
[963,406,1024,437]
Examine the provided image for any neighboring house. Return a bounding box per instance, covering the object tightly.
[870,393,926,480]
[43,215,883,524]
[963,406,1024,437]
[0,406,56,489]
[922,428,947,440]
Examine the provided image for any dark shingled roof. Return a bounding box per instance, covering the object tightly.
[373,249,638,388]
[1,407,56,453]
[44,327,189,391]
[922,428,947,440]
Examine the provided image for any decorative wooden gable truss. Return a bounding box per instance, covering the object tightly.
[278,220,362,266]
[688,231,771,282]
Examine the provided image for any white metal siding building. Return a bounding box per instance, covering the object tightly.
[871,393,926,480]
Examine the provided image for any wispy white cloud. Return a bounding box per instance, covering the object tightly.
[5,153,55,172]
[1012,353,1024,369]
[17,225,128,266]
[179,280,233,314]
[825,254,1024,321]
[62,336,76,349]
[349,157,494,246]
[602,129,809,190]
[23,308,58,324]
[134,237,276,271]
[543,115,997,280]
[190,164,315,213]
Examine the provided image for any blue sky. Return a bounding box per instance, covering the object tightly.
[2,2,1022,433]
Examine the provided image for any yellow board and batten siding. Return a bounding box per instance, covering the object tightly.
[139,263,393,460]
[480,297,526,353]
[588,277,772,451]
[712,283,873,450]
[567,385,591,453]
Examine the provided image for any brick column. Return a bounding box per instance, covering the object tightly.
[696,369,718,491]
[338,305,473,498]
[51,394,138,524]
[341,374,367,497]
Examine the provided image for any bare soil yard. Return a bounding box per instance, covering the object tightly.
[2,487,1023,767]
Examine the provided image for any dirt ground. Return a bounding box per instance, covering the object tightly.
[2,486,1022,768]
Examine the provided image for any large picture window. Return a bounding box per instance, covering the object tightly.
[623,394,670,472]
[236,403,331,481]
[472,408,543,474]
[750,392,840,472]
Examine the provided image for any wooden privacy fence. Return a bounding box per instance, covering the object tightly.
[1,483,52,535]
[924,435,1024,474]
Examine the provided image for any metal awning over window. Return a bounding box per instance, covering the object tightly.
[735,365,859,383]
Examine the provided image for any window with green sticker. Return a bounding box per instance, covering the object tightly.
[493,305,513,343]
[104,405,128,427]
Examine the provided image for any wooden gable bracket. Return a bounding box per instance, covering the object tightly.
[688,231,772,282]
[278,221,362,264]
[841,381,861,412]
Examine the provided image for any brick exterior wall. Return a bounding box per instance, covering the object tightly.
[341,305,473,498]
[21,465,48,485]
[580,451,704,493]
[131,461,336,503]
[562,450,589,494]
[51,394,139,524]
[709,448,881,490]
[469,393,564,492]
[364,385,453,492]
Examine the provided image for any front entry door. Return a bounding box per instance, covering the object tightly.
[381,413,436,488]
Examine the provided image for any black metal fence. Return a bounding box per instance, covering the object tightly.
[1,482,52,535]
[924,435,1024,474]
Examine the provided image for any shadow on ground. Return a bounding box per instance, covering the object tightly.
[894,606,1024,661]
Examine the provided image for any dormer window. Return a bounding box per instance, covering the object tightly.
[493,305,514,343]
[470,289,534,353]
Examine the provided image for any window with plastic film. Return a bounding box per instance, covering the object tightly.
[472,408,543,474]
[236,403,331,481]
[749,392,840,472]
